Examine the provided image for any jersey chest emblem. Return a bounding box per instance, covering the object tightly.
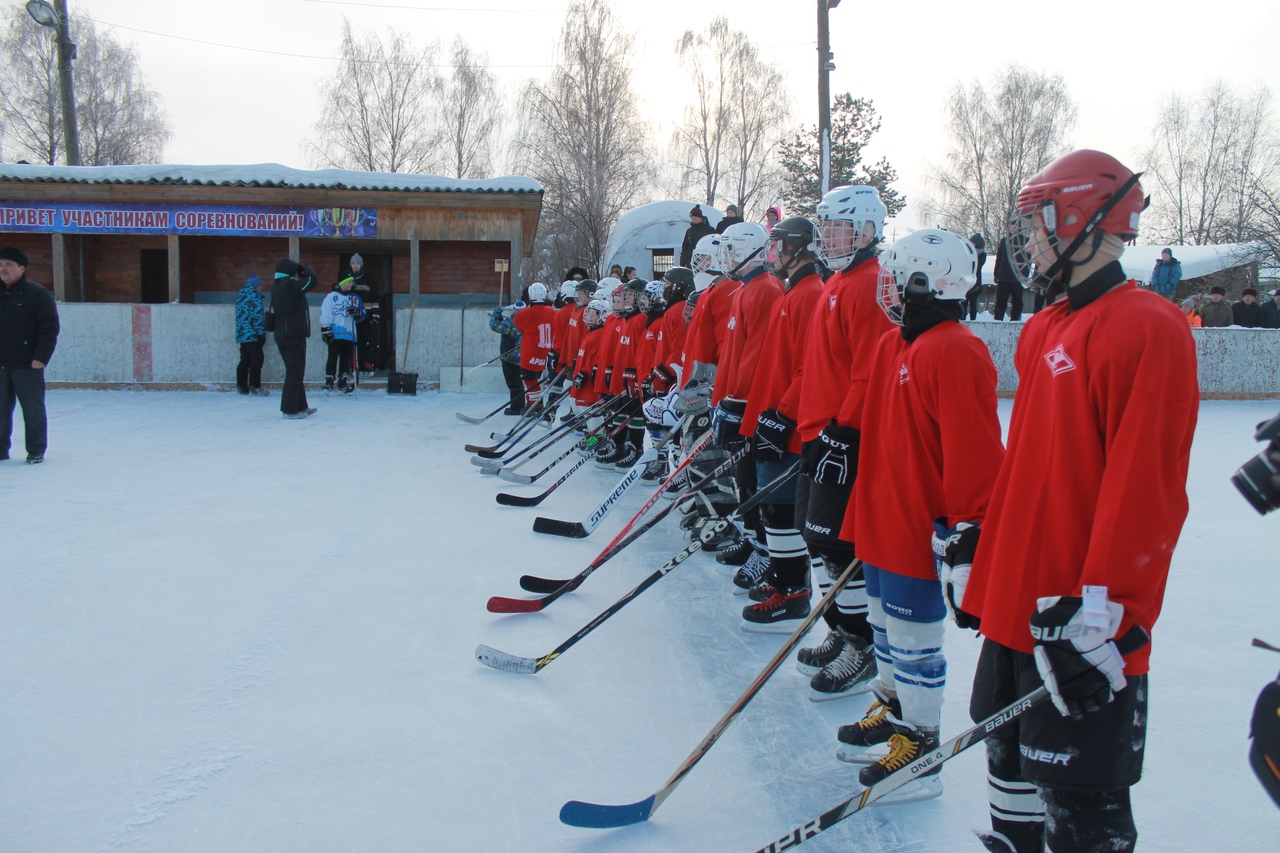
[898,362,910,385]
[829,294,837,310]
[1044,344,1076,376]
[727,316,737,330]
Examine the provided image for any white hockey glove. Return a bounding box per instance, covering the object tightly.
[931,520,981,630]
[675,380,711,414]
[1030,588,1127,720]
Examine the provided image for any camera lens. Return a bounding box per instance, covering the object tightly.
[1232,450,1280,515]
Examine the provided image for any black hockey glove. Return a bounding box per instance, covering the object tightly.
[321,326,333,344]
[572,370,588,390]
[754,408,795,461]
[603,365,614,387]
[641,374,655,398]
[547,349,560,374]
[812,422,859,486]
[931,520,981,630]
[1030,589,1127,721]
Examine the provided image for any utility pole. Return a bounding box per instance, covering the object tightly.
[817,1,839,197]
[26,0,80,165]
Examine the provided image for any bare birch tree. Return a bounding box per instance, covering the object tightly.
[1142,82,1279,247]
[440,37,502,180]
[672,18,789,216]
[512,0,651,277]
[924,66,1077,244]
[307,20,443,174]
[0,11,169,166]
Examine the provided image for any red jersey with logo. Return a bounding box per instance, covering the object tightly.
[563,305,586,372]
[593,313,626,394]
[790,259,893,441]
[845,322,1003,579]
[713,272,786,405]
[513,304,556,371]
[682,278,742,383]
[741,272,825,451]
[607,312,649,395]
[571,324,605,406]
[964,283,1199,675]
[553,303,575,355]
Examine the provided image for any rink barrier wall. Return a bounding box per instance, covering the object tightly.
[41,304,1280,397]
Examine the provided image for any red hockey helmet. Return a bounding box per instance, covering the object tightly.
[1008,149,1147,292]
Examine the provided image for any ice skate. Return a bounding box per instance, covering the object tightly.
[809,634,874,702]
[741,586,810,633]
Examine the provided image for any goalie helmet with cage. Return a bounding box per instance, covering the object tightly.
[766,216,818,276]
[662,266,695,304]
[1007,149,1147,293]
[690,233,724,292]
[720,222,770,278]
[815,185,887,270]
[876,229,978,324]
[640,280,666,312]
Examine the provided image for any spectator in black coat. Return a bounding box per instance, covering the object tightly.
[679,205,717,267]
[1261,290,1280,329]
[992,236,1025,321]
[964,233,986,320]
[1233,287,1266,328]
[0,246,59,462]
[272,258,319,419]
[715,204,744,234]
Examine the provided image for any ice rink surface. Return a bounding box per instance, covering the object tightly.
[2,389,1279,852]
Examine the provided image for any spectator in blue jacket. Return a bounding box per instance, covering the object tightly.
[234,274,268,396]
[1151,248,1182,298]
[1261,290,1280,329]
[490,298,524,415]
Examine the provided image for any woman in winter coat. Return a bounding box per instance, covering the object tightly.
[271,258,319,418]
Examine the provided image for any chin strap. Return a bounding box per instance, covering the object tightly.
[1039,172,1145,289]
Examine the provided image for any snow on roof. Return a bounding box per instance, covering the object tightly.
[603,200,723,274]
[0,162,542,194]
[1120,242,1266,283]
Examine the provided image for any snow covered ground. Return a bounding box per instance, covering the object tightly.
[3,389,1279,853]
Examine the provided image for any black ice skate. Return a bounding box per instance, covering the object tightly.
[810,634,874,702]
[731,549,770,590]
[835,690,902,764]
[612,441,642,470]
[857,719,942,806]
[797,627,847,677]
[740,586,810,633]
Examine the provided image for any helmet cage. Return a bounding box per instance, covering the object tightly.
[875,229,978,325]
[690,234,723,291]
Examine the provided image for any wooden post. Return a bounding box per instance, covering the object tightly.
[288,236,300,263]
[50,233,67,301]
[167,234,181,303]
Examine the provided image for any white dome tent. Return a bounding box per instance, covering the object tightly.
[602,201,722,280]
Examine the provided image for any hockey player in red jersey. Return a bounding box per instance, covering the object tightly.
[677,233,737,416]
[786,186,895,699]
[834,228,1003,805]
[957,151,1198,853]
[561,279,598,378]
[597,279,651,470]
[732,217,827,631]
[640,268,696,483]
[511,283,557,412]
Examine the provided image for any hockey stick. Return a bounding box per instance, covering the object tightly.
[469,382,573,447]
[1254,638,1280,654]
[517,439,755,591]
[559,558,863,828]
[475,460,801,674]
[531,425,709,539]
[745,626,1151,853]
[465,386,574,456]
[487,440,745,612]
[475,396,620,473]
[456,401,509,425]
[495,416,633,500]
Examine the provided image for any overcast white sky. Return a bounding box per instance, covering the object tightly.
[48,0,1280,229]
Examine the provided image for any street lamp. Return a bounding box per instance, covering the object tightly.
[25,0,81,166]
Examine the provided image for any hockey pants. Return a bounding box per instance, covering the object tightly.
[865,564,947,731]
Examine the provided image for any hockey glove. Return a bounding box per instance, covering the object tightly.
[931,520,981,630]
[622,367,639,398]
[650,364,676,397]
[321,326,333,344]
[754,408,795,461]
[1030,588,1127,721]
[675,380,711,414]
[812,422,859,486]
[641,374,655,398]
[712,399,747,446]
[603,365,614,387]
[546,349,560,374]
[572,370,588,390]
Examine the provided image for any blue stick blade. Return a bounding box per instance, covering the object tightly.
[559,795,656,828]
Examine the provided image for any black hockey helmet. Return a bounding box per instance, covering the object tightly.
[768,216,818,274]
[662,266,695,303]
[575,278,598,294]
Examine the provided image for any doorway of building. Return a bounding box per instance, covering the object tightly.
[340,252,394,373]
[140,249,168,304]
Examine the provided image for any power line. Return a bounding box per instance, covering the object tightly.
[301,0,553,10]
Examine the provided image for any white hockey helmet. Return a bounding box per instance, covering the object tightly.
[583,298,610,328]
[640,280,666,312]
[690,233,724,292]
[560,280,578,300]
[527,282,549,303]
[719,222,769,277]
[594,278,621,311]
[815,185,888,269]
[876,229,978,325]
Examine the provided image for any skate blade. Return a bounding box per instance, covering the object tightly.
[808,681,875,702]
[732,585,752,595]
[796,661,823,677]
[714,562,741,577]
[835,744,884,765]
[866,775,942,807]
[740,618,809,635]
